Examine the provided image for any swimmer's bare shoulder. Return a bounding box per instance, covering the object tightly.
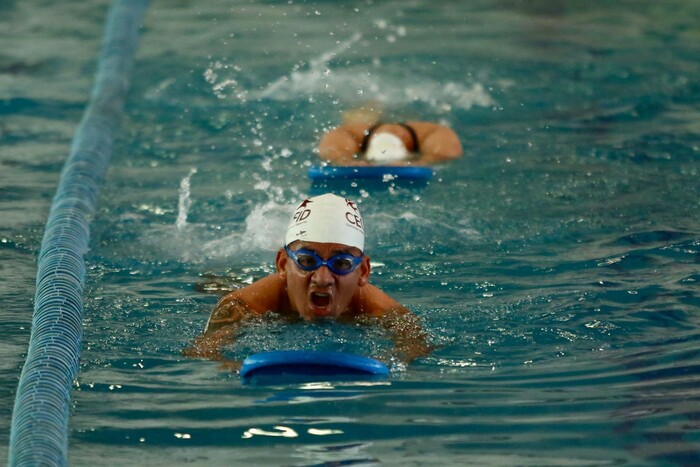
[205,274,287,333]
[351,282,410,317]
[184,274,287,364]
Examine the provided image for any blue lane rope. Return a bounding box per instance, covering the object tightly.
[8,1,149,465]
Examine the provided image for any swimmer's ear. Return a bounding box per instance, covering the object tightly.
[358,255,371,286]
[275,248,287,274]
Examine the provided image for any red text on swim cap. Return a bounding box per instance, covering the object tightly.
[345,211,363,229]
[293,209,311,223]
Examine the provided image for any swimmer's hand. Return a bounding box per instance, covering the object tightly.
[218,359,242,373]
[182,344,242,373]
[183,328,242,373]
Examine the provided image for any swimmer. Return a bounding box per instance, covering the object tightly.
[185,193,431,369]
[318,106,462,166]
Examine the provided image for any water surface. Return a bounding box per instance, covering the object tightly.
[2,1,700,465]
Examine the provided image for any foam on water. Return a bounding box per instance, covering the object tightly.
[203,29,495,114]
[256,32,363,100]
[138,153,482,265]
[200,197,291,260]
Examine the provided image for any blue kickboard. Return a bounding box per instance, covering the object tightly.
[240,350,389,383]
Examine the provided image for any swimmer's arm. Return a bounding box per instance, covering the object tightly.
[407,121,463,164]
[182,295,252,371]
[205,294,252,332]
[357,285,432,362]
[318,124,370,165]
[378,307,433,363]
[183,275,285,370]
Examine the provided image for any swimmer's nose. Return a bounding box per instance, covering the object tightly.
[311,264,334,286]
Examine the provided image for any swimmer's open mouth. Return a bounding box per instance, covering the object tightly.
[311,292,331,308]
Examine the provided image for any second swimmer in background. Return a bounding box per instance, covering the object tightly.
[318,104,463,166]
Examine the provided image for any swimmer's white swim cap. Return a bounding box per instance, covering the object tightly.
[365,132,409,162]
[285,193,365,251]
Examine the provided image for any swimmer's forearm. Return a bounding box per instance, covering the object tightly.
[318,127,363,162]
[181,295,250,370]
[182,330,242,372]
[419,128,462,162]
[183,326,234,358]
[393,332,433,363]
[184,297,248,370]
[378,307,433,363]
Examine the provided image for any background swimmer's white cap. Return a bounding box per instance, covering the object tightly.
[285,193,365,251]
[365,132,409,162]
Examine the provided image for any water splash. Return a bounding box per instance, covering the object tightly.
[175,168,197,230]
[258,32,362,100]
[252,34,494,112]
[204,30,494,114]
[200,197,291,260]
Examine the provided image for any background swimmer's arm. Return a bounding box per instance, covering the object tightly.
[318,124,371,165]
[407,121,463,164]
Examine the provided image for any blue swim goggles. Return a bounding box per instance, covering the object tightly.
[284,245,363,276]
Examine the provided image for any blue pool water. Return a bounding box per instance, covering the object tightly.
[2,0,700,465]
